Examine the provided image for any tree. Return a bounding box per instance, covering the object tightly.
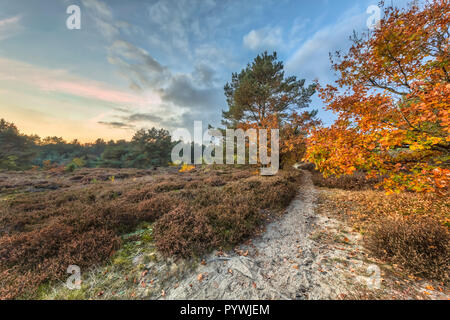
[130,128,174,167]
[0,119,177,170]
[222,51,318,166]
[100,141,130,168]
[0,119,37,170]
[305,0,449,193]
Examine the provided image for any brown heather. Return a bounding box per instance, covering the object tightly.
[315,171,450,282]
[0,167,302,299]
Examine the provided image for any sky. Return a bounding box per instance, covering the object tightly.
[0,0,410,142]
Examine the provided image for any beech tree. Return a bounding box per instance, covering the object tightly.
[305,0,449,193]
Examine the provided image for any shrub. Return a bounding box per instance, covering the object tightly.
[202,202,262,246]
[311,170,383,190]
[154,205,215,257]
[0,167,302,299]
[365,216,450,282]
[136,194,179,220]
[154,170,303,258]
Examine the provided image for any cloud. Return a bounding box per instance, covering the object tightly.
[243,26,283,51]
[0,57,148,106]
[107,40,168,91]
[0,15,22,41]
[84,0,227,131]
[123,113,163,123]
[98,121,135,129]
[145,0,219,59]
[286,9,367,84]
[0,15,20,28]
[70,0,255,133]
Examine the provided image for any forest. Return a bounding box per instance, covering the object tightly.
[0,119,176,170]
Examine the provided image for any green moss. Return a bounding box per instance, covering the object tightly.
[37,281,88,300]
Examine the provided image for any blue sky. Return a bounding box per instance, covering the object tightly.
[0,0,409,142]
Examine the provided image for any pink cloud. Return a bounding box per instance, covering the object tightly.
[0,57,159,106]
[0,15,21,27]
[40,80,146,105]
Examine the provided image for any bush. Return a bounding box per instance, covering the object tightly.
[0,167,302,299]
[154,205,215,257]
[154,170,303,258]
[311,170,383,190]
[136,194,179,220]
[365,216,450,282]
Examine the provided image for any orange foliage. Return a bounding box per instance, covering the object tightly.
[306,0,450,193]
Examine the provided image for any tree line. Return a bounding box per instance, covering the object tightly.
[0,119,176,171]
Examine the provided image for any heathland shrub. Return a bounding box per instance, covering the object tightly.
[136,194,178,219]
[0,167,302,299]
[311,170,383,190]
[365,216,450,282]
[153,205,215,257]
[154,170,303,257]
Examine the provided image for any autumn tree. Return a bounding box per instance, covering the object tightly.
[222,51,319,166]
[305,0,449,193]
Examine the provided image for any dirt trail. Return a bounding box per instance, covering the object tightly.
[163,170,342,300]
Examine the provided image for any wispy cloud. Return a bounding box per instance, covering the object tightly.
[85,0,228,130]
[243,26,283,51]
[107,39,168,91]
[0,15,22,41]
[286,9,367,84]
[0,57,151,106]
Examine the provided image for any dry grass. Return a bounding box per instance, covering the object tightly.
[366,216,449,282]
[317,182,450,283]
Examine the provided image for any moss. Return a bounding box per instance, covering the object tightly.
[41,224,159,300]
[37,281,88,300]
